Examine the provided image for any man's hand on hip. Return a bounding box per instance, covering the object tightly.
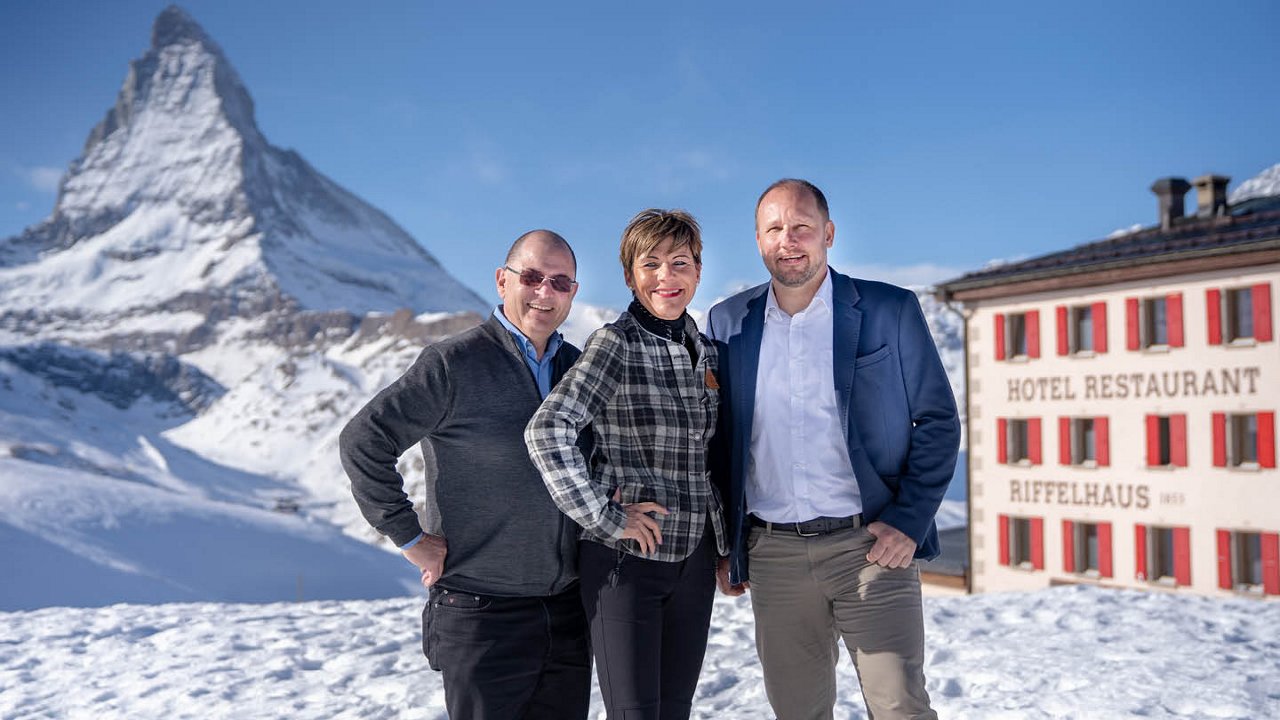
[865,521,916,569]
[402,533,448,588]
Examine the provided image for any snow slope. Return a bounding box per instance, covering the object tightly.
[0,460,415,611]
[1,585,1275,719]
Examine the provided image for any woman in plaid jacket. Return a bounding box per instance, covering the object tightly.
[526,209,727,720]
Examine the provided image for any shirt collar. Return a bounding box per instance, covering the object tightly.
[493,306,562,362]
[764,267,833,322]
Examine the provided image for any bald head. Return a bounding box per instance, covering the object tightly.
[755,178,830,226]
[497,229,578,355]
[505,229,577,273]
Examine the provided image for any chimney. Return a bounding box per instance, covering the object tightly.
[1150,177,1191,231]
[1192,174,1230,218]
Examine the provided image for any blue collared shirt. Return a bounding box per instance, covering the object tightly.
[494,306,564,399]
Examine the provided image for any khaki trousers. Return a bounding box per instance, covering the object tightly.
[747,524,936,720]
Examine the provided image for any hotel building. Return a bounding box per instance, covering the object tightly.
[936,175,1279,598]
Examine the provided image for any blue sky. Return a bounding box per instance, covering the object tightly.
[1,1,1278,310]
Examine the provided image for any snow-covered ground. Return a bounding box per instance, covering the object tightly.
[2,584,1276,719]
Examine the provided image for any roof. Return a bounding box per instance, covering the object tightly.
[936,195,1280,301]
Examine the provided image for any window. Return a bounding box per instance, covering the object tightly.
[1058,416,1109,467]
[1151,528,1176,581]
[1073,418,1095,464]
[1233,414,1258,465]
[1063,520,1112,578]
[1056,302,1108,355]
[1227,288,1254,342]
[999,514,1044,570]
[1217,530,1279,595]
[1073,306,1093,352]
[1207,283,1273,345]
[1126,294,1184,349]
[1136,525,1190,586]
[1008,313,1027,357]
[1145,414,1187,467]
[998,417,1042,465]
[994,310,1040,360]
[1213,412,1276,468]
[1145,297,1167,346]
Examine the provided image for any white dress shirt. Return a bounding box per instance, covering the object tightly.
[747,271,862,522]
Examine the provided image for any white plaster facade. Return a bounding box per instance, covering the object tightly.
[962,265,1278,598]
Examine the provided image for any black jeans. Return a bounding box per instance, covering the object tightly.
[578,529,717,720]
[423,583,591,720]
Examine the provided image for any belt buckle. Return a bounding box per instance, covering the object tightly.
[794,522,821,538]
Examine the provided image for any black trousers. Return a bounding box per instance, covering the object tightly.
[423,583,591,720]
[578,529,717,720]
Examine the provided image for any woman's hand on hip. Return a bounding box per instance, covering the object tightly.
[621,502,669,556]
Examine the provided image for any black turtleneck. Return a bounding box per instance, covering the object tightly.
[628,299,698,365]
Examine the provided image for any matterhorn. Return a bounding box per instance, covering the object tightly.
[0,6,485,610]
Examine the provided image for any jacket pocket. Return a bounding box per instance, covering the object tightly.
[853,345,910,475]
[854,344,893,368]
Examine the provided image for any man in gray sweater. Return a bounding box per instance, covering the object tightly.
[339,230,590,720]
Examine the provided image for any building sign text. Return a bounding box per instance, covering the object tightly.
[1007,366,1260,403]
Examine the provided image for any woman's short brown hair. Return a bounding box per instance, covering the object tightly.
[619,209,702,277]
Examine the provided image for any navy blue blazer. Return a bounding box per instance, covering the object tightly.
[706,269,960,585]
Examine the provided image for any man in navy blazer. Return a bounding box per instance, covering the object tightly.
[707,179,959,720]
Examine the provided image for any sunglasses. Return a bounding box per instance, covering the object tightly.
[505,266,577,293]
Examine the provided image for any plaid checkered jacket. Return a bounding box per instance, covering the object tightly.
[525,310,728,562]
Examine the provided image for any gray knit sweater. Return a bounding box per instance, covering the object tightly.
[339,315,583,597]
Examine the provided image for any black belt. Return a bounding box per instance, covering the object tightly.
[749,514,863,537]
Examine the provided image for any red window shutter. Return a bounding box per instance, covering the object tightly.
[1258,412,1276,469]
[1058,417,1072,465]
[1145,415,1160,466]
[1028,417,1042,465]
[1171,414,1188,467]
[1217,529,1233,590]
[1098,523,1113,578]
[1095,416,1110,467]
[997,418,1008,464]
[994,314,1006,360]
[1092,301,1108,353]
[1167,293,1184,347]
[1134,524,1148,581]
[1062,520,1076,573]
[998,515,1010,566]
[1173,527,1191,586]
[1030,517,1045,570]
[1263,533,1280,595]
[1206,289,1222,345]
[1125,298,1140,350]
[1026,310,1040,358]
[1253,282,1273,342]
[1212,413,1227,467]
[1056,306,1069,356]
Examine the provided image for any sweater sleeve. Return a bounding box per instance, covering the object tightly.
[525,326,629,539]
[339,345,452,547]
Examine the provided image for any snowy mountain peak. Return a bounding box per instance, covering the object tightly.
[0,5,484,321]
[152,5,213,48]
[1230,162,1280,205]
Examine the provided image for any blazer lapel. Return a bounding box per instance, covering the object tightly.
[831,271,862,442]
[735,290,768,463]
